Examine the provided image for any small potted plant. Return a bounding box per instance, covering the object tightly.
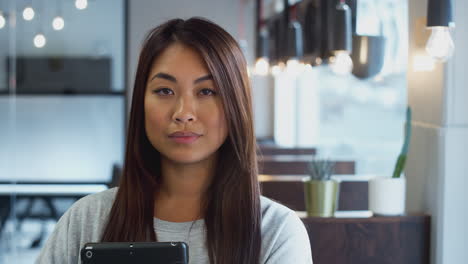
[303,158,340,217]
[369,107,412,216]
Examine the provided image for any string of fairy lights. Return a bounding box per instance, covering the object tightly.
[0,0,90,48]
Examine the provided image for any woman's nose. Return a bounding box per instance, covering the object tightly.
[174,116,194,123]
[173,96,196,123]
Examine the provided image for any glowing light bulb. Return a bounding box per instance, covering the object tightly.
[254,57,270,76]
[0,13,5,29]
[330,51,353,75]
[315,57,322,65]
[52,16,65,30]
[34,34,46,48]
[23,6,35,21]
[303,64,313,73]
[271,65,281,76]
[426,27,454,62]
[286,59,304,75]
[75,0,88,10]
[271,62,285,76]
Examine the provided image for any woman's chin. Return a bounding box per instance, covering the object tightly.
[162,153,208,165]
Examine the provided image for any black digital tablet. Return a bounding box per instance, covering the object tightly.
[80,242,189,264]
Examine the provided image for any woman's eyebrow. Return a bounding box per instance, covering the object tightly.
[150,72,176,83]
[193,74,213,84]
[149,72,213,84]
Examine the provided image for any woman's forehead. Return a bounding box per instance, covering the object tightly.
[149,43,210,76]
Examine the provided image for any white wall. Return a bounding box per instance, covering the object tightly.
[407,0,468,263]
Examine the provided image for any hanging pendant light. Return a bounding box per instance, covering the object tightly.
[52,16,65,31]
[23,5,35,21]
[52,0,65,31]
[270,17,286,76]
[254,0,270,76]
[34,33,46,48]
[330,0,353,75]
[0,11,6,29]
[285,4,304,75]
[426,0,454,62]
[33,0,46,49]
[75,0,88,10]
[285,20,304,74]
[254,26,270,76]
[286,19,303,57]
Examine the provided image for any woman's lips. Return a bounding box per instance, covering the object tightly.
[169,131,201,137]
[169,135,200,144]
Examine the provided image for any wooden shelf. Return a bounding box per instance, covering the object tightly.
[300,214,431,264]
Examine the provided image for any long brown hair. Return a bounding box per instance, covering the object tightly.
[101,18,261,264]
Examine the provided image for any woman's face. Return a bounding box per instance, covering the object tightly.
[144,43,228,164]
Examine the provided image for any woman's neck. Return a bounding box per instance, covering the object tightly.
[153,154,217,222]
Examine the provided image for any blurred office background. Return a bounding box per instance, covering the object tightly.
[1,0,467,263]
[0,0,125,261]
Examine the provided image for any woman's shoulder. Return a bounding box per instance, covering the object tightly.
[260,195,296,220]
[76,187,118,205]
[60,187,119,243]
[36,188,120,263]
[68,187,118,218]
[259,195,305,235]
[259,196,313,263]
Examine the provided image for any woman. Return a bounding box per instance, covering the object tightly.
[37,17,312,264]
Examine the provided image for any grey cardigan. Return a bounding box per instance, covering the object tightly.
[36,188,313,263]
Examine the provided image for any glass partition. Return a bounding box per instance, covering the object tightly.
[0,0,126,261]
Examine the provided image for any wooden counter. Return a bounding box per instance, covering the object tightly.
[299,214,430,264]
[258,155,355,175]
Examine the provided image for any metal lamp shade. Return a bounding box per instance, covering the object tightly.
[351,35,386,79]
[331,2,352,53]
[286,21,304,59]
[427,0,453,27]
[303,1,322,56]
[256,29,269,59]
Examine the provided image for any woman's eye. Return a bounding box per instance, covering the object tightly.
[200,88,217,96]
[153,88,173,96]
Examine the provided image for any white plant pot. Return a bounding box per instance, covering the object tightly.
[368,176,406,216]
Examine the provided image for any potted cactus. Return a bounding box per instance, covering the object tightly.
[369,106,412,215]
[303,158,340,217]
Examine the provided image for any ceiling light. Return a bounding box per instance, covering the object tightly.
[330,0,353,75]
[0,12,6,29]
[23,6,35,21]
[254,26,270,76]
[34,34,46,48]
[52,16,65,30]
[426,0,454,62]
[75,0,88,10]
